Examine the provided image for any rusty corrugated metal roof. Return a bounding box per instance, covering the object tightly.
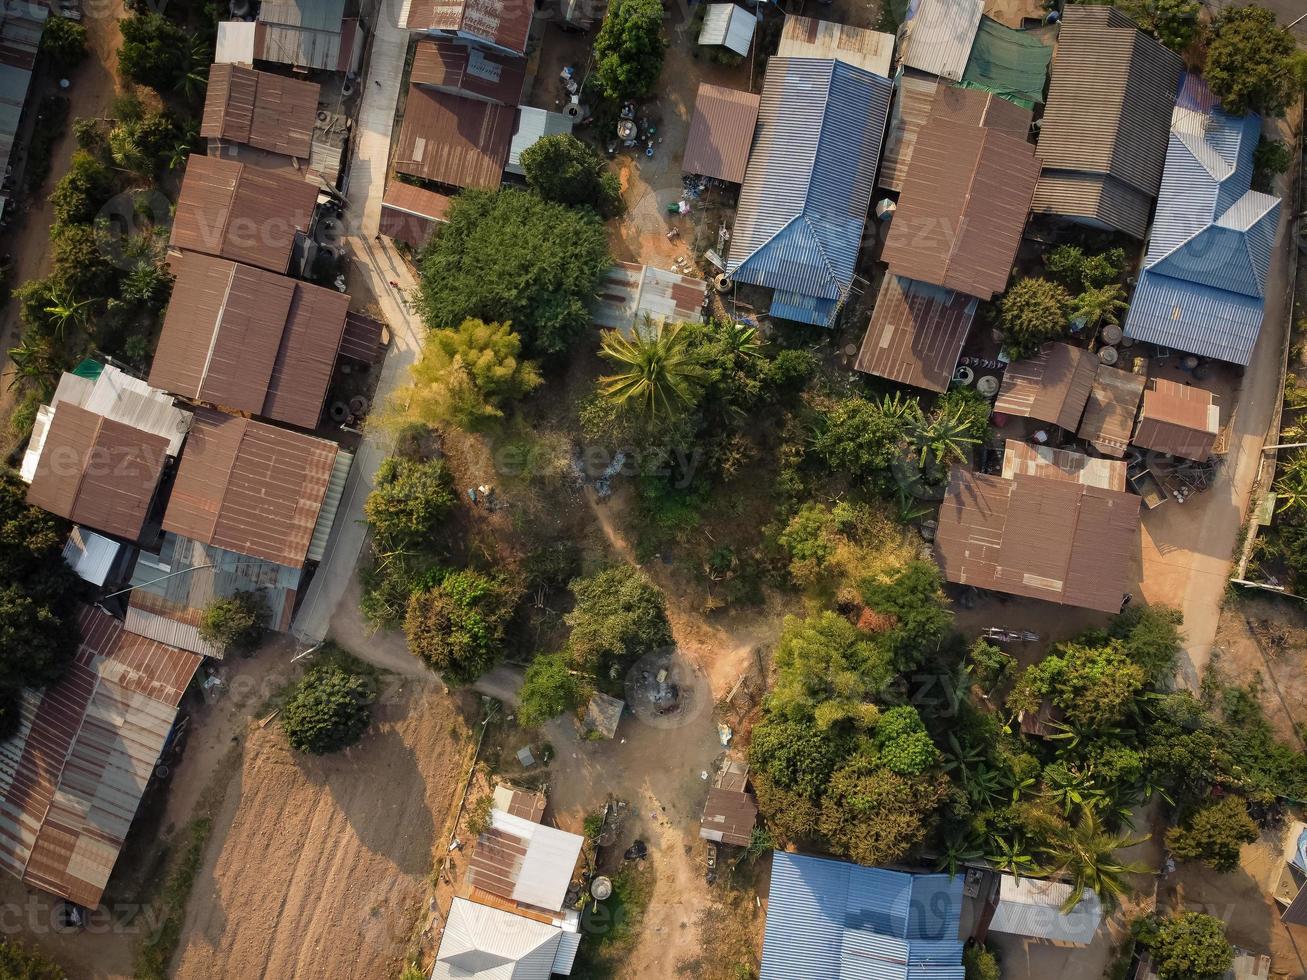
[882,89,1037,300]
[25,402,169,542]
[380,180,452,249]
[401,0,532,54]
[1132,378,1219,460]
[682,83,760,184]
[854,275,976,393]
[339,312,387,363]
[591,263,708,335]
[777,15,894,77]
[994,343,1098,431]
[411,38,525,106]
[0,606,200,908]
[393,85,513,190]
[934,466,1139,613]
[201,64,319,159]
[1077,365,1146,458]
[1000,439,1126,491]
[150,252,347,429]
[170,154,318,273]
[163,409,338,569]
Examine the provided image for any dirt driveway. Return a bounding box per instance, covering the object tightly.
[171,679,469,980]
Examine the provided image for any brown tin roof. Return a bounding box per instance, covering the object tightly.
[468,826,528,900]
[934,466,1139,613]
[1077,365,1147,458]
[162,409,338,568]
[854,275,977,393]
[882,89,1038,300]
[401,0,533,54]
[393,85,514,190]
[150,252,348,429]
[700,787,758,847]
[994,343,1098,431]
[0,606,201,908]
[201,64,320,159]
[1000,439,1127,492]
[1132,378,1219,461]
[411,38,525,105]
[339,311,387,364]
[881,70,939,193]
[170,154,318,273]
[682,83,761,184]
[380,180,452,249]
[26,402,170,542]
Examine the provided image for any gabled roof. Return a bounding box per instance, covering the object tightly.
[0,606,201,908]
[682,83,760,184]
[400,0,532,54]
[993,343,1098,431]
[150,251,349,429]
[880,70,940,192]
[393,85,514,190]
[411,38,526,106]
[1132,378,1219,461]
[988,875,1102,945]
[163,409,339,569]
[934,466,1139,613]
[592,263,708,336]
[431,898,578,980]
[726,57,892,324]
[854,275,977,393]
[882,87,1037,299]
[1077,365,1146,458]
[171,155,318,273]
[899,0,984,81]
[1124,74,1280,364]
[467,809,584,913]
[699,3,755,57]
[201,64,319,159]
[1031,6,1183,238]
[760,852,965,979]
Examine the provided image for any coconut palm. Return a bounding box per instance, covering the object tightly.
[1070,283,1129,334]
[599,319,709,419]
[1045,808,1149,912]
[717,320,762,359]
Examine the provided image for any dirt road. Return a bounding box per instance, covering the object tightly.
[171,682,469,980]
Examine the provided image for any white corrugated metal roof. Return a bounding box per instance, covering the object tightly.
[900,0,984,81]
[988,875,1102,945]
[306,449,353,563]
[431,898,565,980]
[491,809,584,912]
[18,403,54,482]
[63,527,123,586]
[699,4,755,57]
[124,605,224,660]
[506,106,574,175]
[48,364,191,456]
[215,20,257,64]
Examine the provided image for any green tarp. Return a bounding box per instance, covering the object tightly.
[71,358,104,380]
[960,17,1055,111]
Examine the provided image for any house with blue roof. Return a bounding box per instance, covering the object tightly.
[726,55,893,327]
[1123,75,1281,365]
[760,851,965,979]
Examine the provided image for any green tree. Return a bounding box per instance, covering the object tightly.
[405,570,520,683]
[1253,137,1293,193]
[1165,795,1258,873]
[1108,604,1182,682]
[873,705,939,776]
[1046,809,1148,911]
[1044,245,1125,292]
[599,320,709,421]
[281,664,376,754]
[1120,0,1200,51]
[592,0,666,100]
[860,559,953,670]
[999,278,1071,359]
[963,944,1000,980]
[1011,641,1145,728]
[1205,5,1297,115]
[748,715,848,801]
[967,638,1013,691]
[363,456,456,549]
[118,13,189,92]
[566,565,672,674]
[394,319,542,432]
[768,612,892,730]
[49,150,113,227]
[819,752,947,865]
[520,133,623,217]
[0,939,66,980]
[1147,912,1234,980]
[198,591,269,654]
[416,189,610,358]
[1069,283,1128,334]
[517,652,584,727]
[50,222,119,300]
[41,15,88,72]
[812,394,913,485]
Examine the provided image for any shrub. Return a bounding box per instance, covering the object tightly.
[49,150,113,226]
[967,638,1013,690]
[466,793,493,835]
[41,15,88,72]
[1146,912,1233,980]
[1166,796,1258,873]
[404,570,520,683]
[197,591,269,654]
[281,664,376,754]
[812,395,912,486]
[517,652,584,727]
[963,943,1000,980]
[363,456,456,549]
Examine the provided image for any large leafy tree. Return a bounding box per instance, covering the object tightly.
[118,13,189,92]
[998,278,1071,359]
[394,319,542,432]
[598,320,709,421]
[1119,0,1200,52]
[860,559,953,670]
[405,570,520,683]
[363,456,456,550]
[592,0,666,100]
[1205,5,1297,116]
[768,611,892,731]
[41,15,88,72]
[281,664,376,754]
[1165,795,1258,873]
[566,565,672,674]
[520,134,623,217]
[1146,912,1234,980]
[415,190,610,358]
[1011,641,1146,728]
[819,751,948,866]
[516,652,585,728]
[812,394,914,486]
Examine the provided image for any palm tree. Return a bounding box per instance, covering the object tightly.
[1045,808,1149,912]
[42,290,94,340]
[167,121,198,172]
[7,335,60,395]
[1041,763,1103,817]
[599,319,709,419]
[176,37,210,101]
[717,320,762,359]
[937,828,986,877]
[986,833,1042,878]
[1070,283,1128,334]
[909,403,982,471]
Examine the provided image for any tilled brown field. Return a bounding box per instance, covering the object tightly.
[172,681,467,979]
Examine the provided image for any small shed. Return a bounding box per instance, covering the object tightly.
[380,180,452,250]
[699,3,755,57]
[592,263,708,335]
[700,760,757,847]
[988,874,1102,945]
[492,784,547,824]
[682,83,761,184]
[585,692,624,739]
[1078,364,1147,458]
[506,106,574,177]
[994,343,1098,431]
[1132,378,1220,461]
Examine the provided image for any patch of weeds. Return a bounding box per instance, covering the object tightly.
[134,816,212,980]
[570,861,655,979]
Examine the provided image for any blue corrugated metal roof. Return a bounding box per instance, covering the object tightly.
[728,57,892,319]
[760,852,965,979]
[770,289,840,326]
[1125,73,1280,365]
